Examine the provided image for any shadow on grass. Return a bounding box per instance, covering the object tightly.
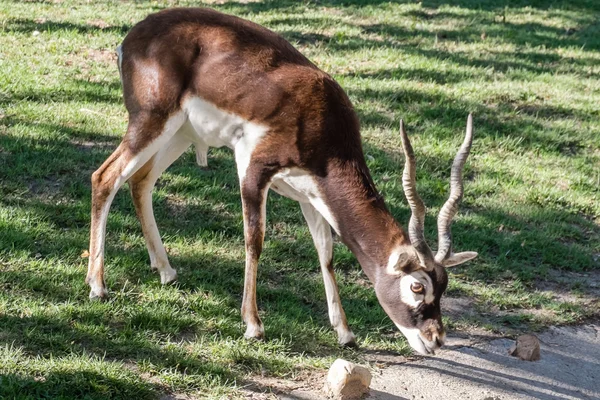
[349,84,595,158]
[420,0,600,13]
[4,18,130,35]
[225,0,600,52]
[1,1,599,397]
[217,0,600,14]
[0,370,159,400]
[1,75,597,302]
[0,79,122,107]
[277,23,598,73]
[1,90,597,298]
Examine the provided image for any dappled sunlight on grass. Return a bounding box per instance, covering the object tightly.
[0,0,598,398]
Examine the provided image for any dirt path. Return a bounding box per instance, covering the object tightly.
[273,323,599,400]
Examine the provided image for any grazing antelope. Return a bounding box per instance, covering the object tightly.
[87,8,477,355]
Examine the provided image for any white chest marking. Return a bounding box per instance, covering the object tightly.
[272,168,340,234]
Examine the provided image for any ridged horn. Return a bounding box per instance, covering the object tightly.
[434,114,474,263]
[399,120,435,270]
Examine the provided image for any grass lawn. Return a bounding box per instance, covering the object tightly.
[0,0,599,398]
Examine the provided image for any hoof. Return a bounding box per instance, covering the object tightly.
[244,324,265,341]
[338,331,358,348]
[341,339,359,349]
[89,287,109,301]
[159,267,178,285]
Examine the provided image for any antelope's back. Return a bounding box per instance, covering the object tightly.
[119,8,362,169]
[119,8,312,113]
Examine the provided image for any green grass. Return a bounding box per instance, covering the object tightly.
[1,0,599,398]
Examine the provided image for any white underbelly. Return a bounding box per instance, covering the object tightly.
[182,96,248,149]
[180,96,268,179]
[178,97,338,231]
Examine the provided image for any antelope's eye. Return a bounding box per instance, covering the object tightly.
[410,282,424,294]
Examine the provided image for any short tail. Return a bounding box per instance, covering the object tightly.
[116,45,124,85]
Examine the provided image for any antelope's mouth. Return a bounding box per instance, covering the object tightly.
[396,325,445,356]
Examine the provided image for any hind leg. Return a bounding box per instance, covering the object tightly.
[86,111,185,299]
[129,131,191,284]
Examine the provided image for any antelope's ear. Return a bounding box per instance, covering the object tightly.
[442,251,478,267]
[386,247,416,275]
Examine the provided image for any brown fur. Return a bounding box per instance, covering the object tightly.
[120,8,408,269]
[87,7,469,351]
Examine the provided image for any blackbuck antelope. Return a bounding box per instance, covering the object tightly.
[87,8,477,355]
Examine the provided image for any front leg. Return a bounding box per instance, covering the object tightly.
[238,166,272,340]
[300,202,356,347]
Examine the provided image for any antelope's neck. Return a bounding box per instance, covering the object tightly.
[318,159,407,282]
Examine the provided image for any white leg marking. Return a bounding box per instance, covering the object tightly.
[88,112,185,299]
[234,124,269,182]
[93,112,185,260]
[195,142,208,167]
[238,180,271,340]
[272,172,353,344]
[234,133,270,339]
[88,268,109,299]
[131,131,191,284]
[301,202,355,346]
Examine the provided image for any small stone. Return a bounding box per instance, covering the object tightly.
[509,334,540,361]
[325,359,372,400]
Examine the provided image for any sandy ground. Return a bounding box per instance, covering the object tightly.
[268,323,600,400]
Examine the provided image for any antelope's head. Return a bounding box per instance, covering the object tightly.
[375,115,477,355]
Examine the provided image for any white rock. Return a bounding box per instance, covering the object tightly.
[325,358,372,400]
